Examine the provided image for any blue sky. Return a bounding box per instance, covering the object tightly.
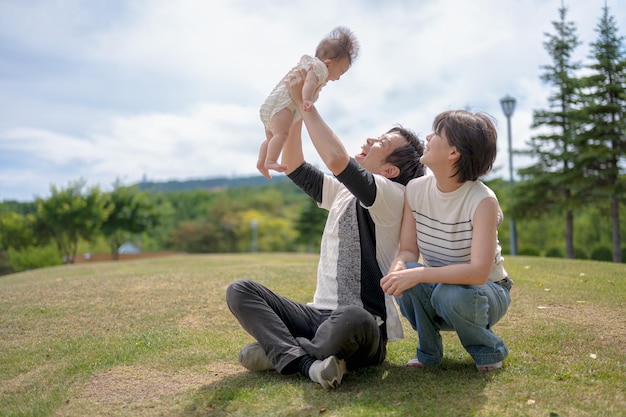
[1,0,624,201]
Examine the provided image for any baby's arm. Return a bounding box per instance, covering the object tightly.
[302,69,319,111]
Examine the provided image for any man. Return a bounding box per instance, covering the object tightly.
[226,69,425,389]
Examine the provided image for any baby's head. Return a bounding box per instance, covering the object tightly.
[316,26,360,81]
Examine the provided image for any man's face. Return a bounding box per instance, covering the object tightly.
[354,132,405,174]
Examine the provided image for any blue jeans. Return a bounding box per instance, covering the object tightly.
[395,262,511,366]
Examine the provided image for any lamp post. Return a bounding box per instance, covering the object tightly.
[500,95,517,256]
[250,219,258,253]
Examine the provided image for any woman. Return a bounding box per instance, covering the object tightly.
[381,110,513,372]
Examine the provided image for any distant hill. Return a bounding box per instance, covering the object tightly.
[136,174,290,193]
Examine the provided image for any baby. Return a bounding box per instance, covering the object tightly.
[257,26,360,179]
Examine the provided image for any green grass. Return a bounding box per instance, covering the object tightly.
[0,253,624,417]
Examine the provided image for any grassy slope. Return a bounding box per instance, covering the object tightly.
[0,254,624,417]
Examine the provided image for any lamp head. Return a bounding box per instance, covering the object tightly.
[500,95,516,117]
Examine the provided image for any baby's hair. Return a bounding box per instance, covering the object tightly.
[315,26,360,66]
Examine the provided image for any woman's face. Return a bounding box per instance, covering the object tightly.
[420,130,452,169]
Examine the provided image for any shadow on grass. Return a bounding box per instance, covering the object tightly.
[182,359,492,417]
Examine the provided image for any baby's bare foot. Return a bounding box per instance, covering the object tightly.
[257,160,272,179]
[265,161,288,174]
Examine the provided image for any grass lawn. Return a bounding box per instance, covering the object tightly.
[0,253,624,417]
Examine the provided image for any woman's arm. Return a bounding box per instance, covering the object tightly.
[387,196,420,273]
[381,196,499,297]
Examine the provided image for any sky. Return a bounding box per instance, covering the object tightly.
[0,0,624,202]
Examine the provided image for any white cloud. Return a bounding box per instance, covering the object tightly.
[0,0,624,201]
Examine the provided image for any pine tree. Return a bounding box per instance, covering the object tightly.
[514,5,583,258]
[577,4,626,262]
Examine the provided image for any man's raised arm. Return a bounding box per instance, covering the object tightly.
[285,70,351,176]
[281,119,305,175]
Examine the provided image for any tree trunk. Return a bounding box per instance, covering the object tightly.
[110,243,120,261]
[565,210,574,259]
[611,195,622,263]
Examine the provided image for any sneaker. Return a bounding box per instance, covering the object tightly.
[309,356,347,390]
[238,342,274,372]
[406,357,425,368]
[476,361,502,372]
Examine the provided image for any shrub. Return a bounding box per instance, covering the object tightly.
[590,245,612,262]
[573,247,588,259]
[545,247,564,258]
[518,246,540,256]
[6,245,63,272]
[0,250,13,276]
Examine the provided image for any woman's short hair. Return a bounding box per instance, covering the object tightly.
[433,110,498,182]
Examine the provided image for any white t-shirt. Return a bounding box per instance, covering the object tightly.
[311,169,405,341]
[405,175,507,282]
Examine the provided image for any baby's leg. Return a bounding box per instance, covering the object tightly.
[257,130,272,179]
[265,108,292,174]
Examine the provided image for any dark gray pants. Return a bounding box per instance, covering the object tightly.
[226,279,386,374]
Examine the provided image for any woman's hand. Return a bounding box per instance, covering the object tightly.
[381,267,419,298]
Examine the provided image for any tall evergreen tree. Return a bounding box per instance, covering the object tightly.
[577,4,626,262]
[514,5,583,258]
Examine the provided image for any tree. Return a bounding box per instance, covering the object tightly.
[576,5,626,262]
[294,198,327,252]
[162,189,217,223]
[0,212,36,251]
[515,5,583,259]
[167,220,226,253]
[34,179,109,263]
[0,201,38,253]
[235,209,297,253]
[0,200,37,216]
[165,188,301,254]
[0,210,63,273]
[101,183,162,260]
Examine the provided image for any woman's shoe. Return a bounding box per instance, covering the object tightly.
[476,361,502,372]
[406,357,425,368]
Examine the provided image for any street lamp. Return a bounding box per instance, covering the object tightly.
[250,219,258,253]
[500,95,517,256]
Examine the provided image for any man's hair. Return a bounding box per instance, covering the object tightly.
[384,125,426,186]
[432,110,497,182]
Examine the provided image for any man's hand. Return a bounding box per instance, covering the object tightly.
[285,68,307,109]
[284,67,350,175]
